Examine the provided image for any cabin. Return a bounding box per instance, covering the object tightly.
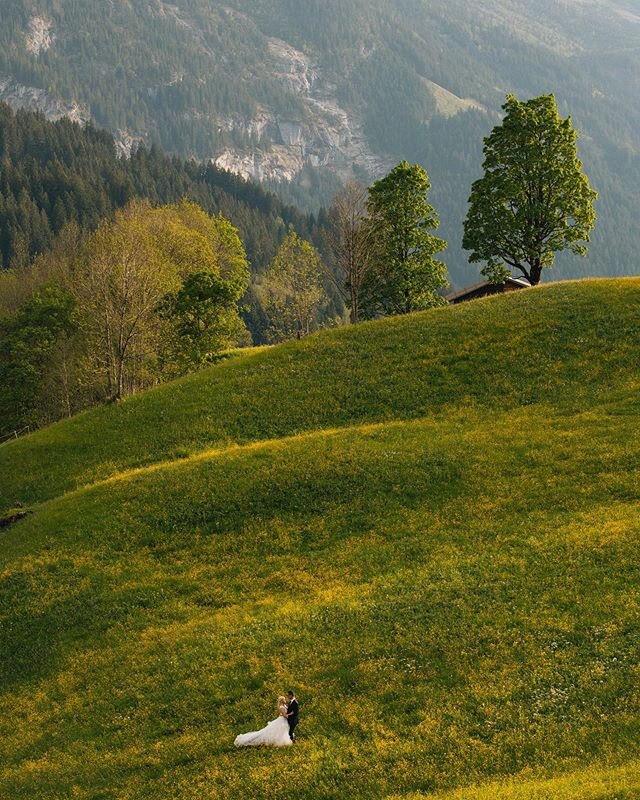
[445,277,530,304]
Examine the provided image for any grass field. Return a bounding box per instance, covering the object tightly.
[0,279,638,799]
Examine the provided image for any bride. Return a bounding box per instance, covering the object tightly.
[234,696,292,747]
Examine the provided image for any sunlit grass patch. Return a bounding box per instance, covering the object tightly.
[392,759,640,799]
[2,278,639,513]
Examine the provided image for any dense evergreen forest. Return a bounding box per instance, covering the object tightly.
[1,0,639,285]
[0,103,331,338]
[0,103,318,271]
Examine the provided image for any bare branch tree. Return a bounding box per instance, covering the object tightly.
[327,182,374,324]
[78,202,175,401]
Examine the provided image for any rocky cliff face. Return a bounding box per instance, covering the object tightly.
[0,6,487,187]
[4,12,391,185]
[0,77,89,125]
[213,37,392,183]
[2,16,86,125]
[25,16,55,56]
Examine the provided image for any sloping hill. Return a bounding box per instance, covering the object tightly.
[1,280,639,799]
[2,279,639,513]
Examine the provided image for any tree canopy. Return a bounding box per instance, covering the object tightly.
[259,231,327,342]
[0,200,250,432]
[363,161,447,317]
[463,94,597,286]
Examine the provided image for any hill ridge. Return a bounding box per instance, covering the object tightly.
[1,278,639,514]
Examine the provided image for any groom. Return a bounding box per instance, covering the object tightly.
[286,691,299,741]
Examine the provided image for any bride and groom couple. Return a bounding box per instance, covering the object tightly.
[234,691,299,748]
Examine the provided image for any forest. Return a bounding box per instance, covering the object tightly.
[0,104,458,436]
[0,90,611,439]
[1,0,638,284]
[0,103,321,271]
[0,105,341,435]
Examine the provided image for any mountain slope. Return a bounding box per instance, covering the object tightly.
[0,103,318,276]
[1,1,639,285]
[1,280,639,798]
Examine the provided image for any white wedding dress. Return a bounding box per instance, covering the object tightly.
[234,706,292,747]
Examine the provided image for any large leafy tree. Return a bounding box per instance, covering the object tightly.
[78,201,177,401]
[363,161,447,318]
[260,231,327,342]
[161,271,249,370]
[77,200,249,400]
[0,285,77,436]
[463,94,597,286]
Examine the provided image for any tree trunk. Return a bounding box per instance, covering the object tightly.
[529,261,543,286]
[116,359,124,401]
[350,281,359,324]
[61,347,72,418]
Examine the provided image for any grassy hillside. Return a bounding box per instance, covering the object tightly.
[1,279,639,799]
[2,279,639,513]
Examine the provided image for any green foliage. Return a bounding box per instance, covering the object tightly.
[0,200,250,433]
[0,284,76,432]
[0,103,319,282]
[162,271,248,370]
[259,231,327,341]
[463,95,598,285]
[77,201,184,401]
[0,280,638,798]
[363,161,448,317]
[77,200,251,400]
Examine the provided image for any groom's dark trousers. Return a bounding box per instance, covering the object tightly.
[288,699,299,740]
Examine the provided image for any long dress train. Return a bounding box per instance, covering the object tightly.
[234,711,292,747]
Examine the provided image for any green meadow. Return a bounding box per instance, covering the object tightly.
[0,279,638,799]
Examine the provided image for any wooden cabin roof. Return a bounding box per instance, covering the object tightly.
[445,276,530,303]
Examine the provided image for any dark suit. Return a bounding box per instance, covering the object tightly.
[287,698,299,740]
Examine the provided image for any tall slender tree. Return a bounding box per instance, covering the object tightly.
[327,182,373,324]
[78,202,175,401]
[0,286,77,436]
[363,161,447,318]
[260,231,326,342]
[463,94,597,286]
